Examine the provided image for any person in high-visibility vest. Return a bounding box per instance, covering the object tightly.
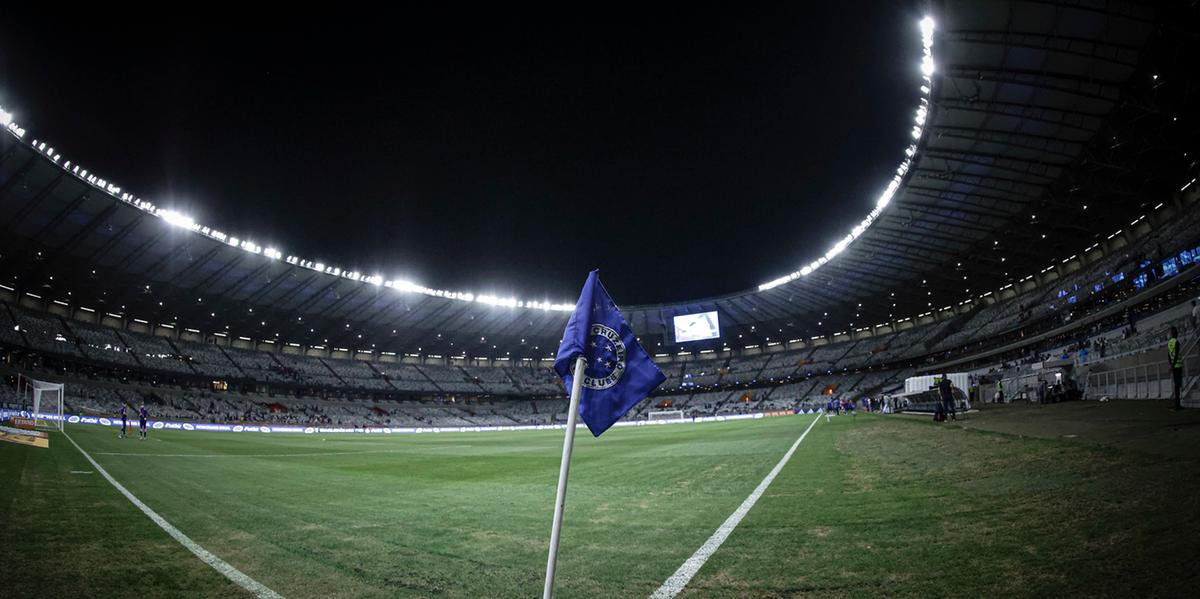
[1168,326,1183,410]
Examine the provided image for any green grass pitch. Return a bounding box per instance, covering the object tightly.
[3,403,1199,598]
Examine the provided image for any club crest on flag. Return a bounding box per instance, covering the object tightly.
[582,324,625,390]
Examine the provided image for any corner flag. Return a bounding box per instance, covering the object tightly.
[554,270,667,436]
[543,270,666,598]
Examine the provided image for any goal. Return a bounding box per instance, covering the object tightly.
[19,375,64,431]
[647,409,685,421]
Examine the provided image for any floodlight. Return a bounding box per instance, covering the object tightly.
[160,210,196,230]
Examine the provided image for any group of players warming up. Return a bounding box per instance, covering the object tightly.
[118,403,149,440]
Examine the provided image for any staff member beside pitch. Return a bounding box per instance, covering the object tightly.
[938,374,957,421]
[1168,327,1183,410]
[138,403,149,440]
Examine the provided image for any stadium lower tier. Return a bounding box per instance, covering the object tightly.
[0,366,899,429]
[4,281,1199,428]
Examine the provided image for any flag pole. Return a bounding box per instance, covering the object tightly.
[543,355,587,599]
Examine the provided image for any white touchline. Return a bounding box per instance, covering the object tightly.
[62,430,284,599]
[650,412,823,599]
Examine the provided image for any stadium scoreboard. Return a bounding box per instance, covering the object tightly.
[673,311,721,343]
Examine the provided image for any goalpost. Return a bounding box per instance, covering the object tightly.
[647,409,685,421]
[18,375,64,431]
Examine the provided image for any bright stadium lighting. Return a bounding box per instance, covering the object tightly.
[159,209,197,230]
[920,17,935,44]
[2,102,578,313]
[0,105,26,137]
[758,15,935,292]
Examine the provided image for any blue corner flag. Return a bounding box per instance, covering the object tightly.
[554,270,666,437]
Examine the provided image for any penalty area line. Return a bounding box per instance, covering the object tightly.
[649,412,822,599]
[62,430,283,599]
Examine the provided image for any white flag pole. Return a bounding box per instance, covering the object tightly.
[543,355,587,599]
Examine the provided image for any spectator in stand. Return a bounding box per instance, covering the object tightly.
[1191,299,1199,330]
[1168,326,1183,410]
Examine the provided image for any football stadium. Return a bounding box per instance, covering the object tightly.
[3,2,1200,597]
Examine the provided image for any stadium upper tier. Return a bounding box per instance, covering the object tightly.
[0,0,1195,361]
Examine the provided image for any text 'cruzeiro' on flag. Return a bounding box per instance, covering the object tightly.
[554,270,666,436]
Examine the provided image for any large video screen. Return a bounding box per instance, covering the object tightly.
[673,311,721,343]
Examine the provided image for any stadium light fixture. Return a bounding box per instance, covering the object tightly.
[0,106,27,137]
[160,209,197,230]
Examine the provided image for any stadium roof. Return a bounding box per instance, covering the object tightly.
[0,0,1195,358]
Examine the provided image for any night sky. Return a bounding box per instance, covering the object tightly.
[0,4,924,305]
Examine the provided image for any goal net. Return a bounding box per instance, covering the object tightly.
[19,376,64,431]
[647,409,685,421]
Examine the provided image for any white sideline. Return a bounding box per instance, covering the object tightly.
[649,412,822,599]
[62,430,284,599]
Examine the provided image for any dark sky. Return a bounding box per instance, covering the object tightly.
[0,4,924,305]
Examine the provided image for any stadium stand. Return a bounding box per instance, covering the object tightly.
[3,217,1200,426]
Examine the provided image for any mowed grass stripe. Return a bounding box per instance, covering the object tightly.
[58,416,814,598]
[0,428,252,598]
[62,430,283,599]
[652,412,823,598]
[678,411,1200,598]
[16,406,1192,598]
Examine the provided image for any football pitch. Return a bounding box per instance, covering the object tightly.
[3,403,1199,598]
